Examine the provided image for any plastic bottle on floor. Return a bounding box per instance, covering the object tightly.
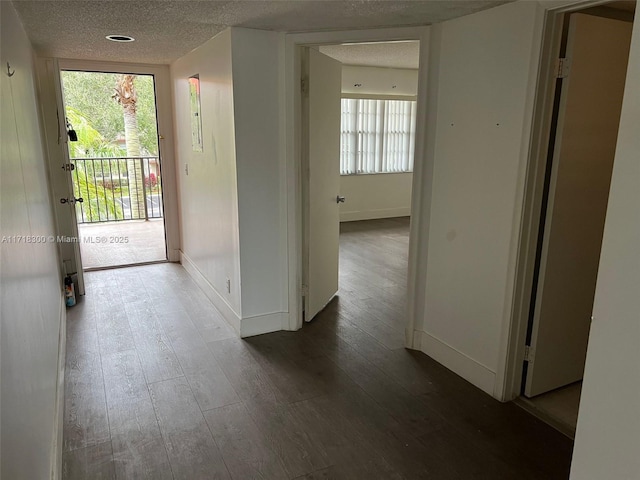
[64,275,76,307]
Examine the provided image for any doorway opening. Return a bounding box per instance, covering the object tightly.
[300,40,419,348]
[59,70,168,270]
[515,1,634,437]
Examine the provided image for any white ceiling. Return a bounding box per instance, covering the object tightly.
[12,0,510,64]
[320,41,420,69]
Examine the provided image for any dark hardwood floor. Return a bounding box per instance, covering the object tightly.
[63,217,573,479]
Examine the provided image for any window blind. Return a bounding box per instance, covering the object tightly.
[340,98,416,175]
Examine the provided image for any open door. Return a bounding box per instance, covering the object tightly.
[302,48,342,321]
[525,13,633,397]
[37,58,86,293]
[59,70,168,270]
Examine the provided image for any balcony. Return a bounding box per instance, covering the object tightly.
[77,219,165,269]
[70,156,163,223]
[71,157,166,269]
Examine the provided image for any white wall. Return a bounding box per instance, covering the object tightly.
[172,28,288,336]
[171,30,243,324]
[230,28,288,329]
[339,173,412,221]
[341,65,418,97]
[415,1,543,395]
[570,15,640,480]
[339,65,417,222]
[1,2,64,478]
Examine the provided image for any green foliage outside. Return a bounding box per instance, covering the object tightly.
[60,71,159,157]
[73,167,124,223]
[60,71,161,222]
[65,106,123,158]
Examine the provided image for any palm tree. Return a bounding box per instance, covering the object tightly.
[66,106,124,222]
[113,74,146,220]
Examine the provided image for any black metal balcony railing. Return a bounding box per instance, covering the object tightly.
[71,157,164,224]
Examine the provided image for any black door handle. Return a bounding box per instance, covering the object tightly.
[60,197,84,204]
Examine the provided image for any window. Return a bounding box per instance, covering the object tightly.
[340,98,417,175]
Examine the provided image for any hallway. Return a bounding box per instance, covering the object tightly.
[63,220,573,479]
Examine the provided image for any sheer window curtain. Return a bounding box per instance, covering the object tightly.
[340,98,416,175]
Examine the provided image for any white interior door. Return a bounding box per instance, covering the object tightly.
[525,13,632,397]
[36,58,85,293]
[302,48,342,321]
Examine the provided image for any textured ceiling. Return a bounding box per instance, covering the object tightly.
[12,0,510,64]
[320,41,420,69]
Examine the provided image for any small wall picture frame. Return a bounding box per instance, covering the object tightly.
[189,75,203,152]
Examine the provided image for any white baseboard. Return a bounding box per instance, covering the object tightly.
[180,252,287,339]
[340,208,410,222]
[419,330,496,396]
[408,328,423,350]
[51,295,66,480]
[180,251,242,336]
[240,312,287,338]
[168,248,181,263]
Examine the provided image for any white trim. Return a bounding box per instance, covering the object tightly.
[342,93,418,101]
[284,26,431,340]
[420,331,496,396]
[240,312,287,338]
[492,1,550,402]
[340,170,413,177]
[181,251,286,339]
[284,35,302,331]
[180,251,241,336]
[340,208,410,223]
[278,31,290,332]
[50,294,66,480]
[411,329,423,350]
[405,24,435,348]
[56,59,181,264]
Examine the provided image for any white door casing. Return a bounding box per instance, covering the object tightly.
[37,59,179,285]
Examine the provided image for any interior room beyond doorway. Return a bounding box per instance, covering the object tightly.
[337,217,410,347]
[302,40,417,328]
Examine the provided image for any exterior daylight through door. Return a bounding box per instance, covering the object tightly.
[60,71,168,269]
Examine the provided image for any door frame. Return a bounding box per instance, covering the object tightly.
[39,59,180,276]
[499,0,628,402]
[283,26,431,347]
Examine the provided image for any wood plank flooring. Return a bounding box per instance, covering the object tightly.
[63,217,573,479]
[519,382,582,438]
